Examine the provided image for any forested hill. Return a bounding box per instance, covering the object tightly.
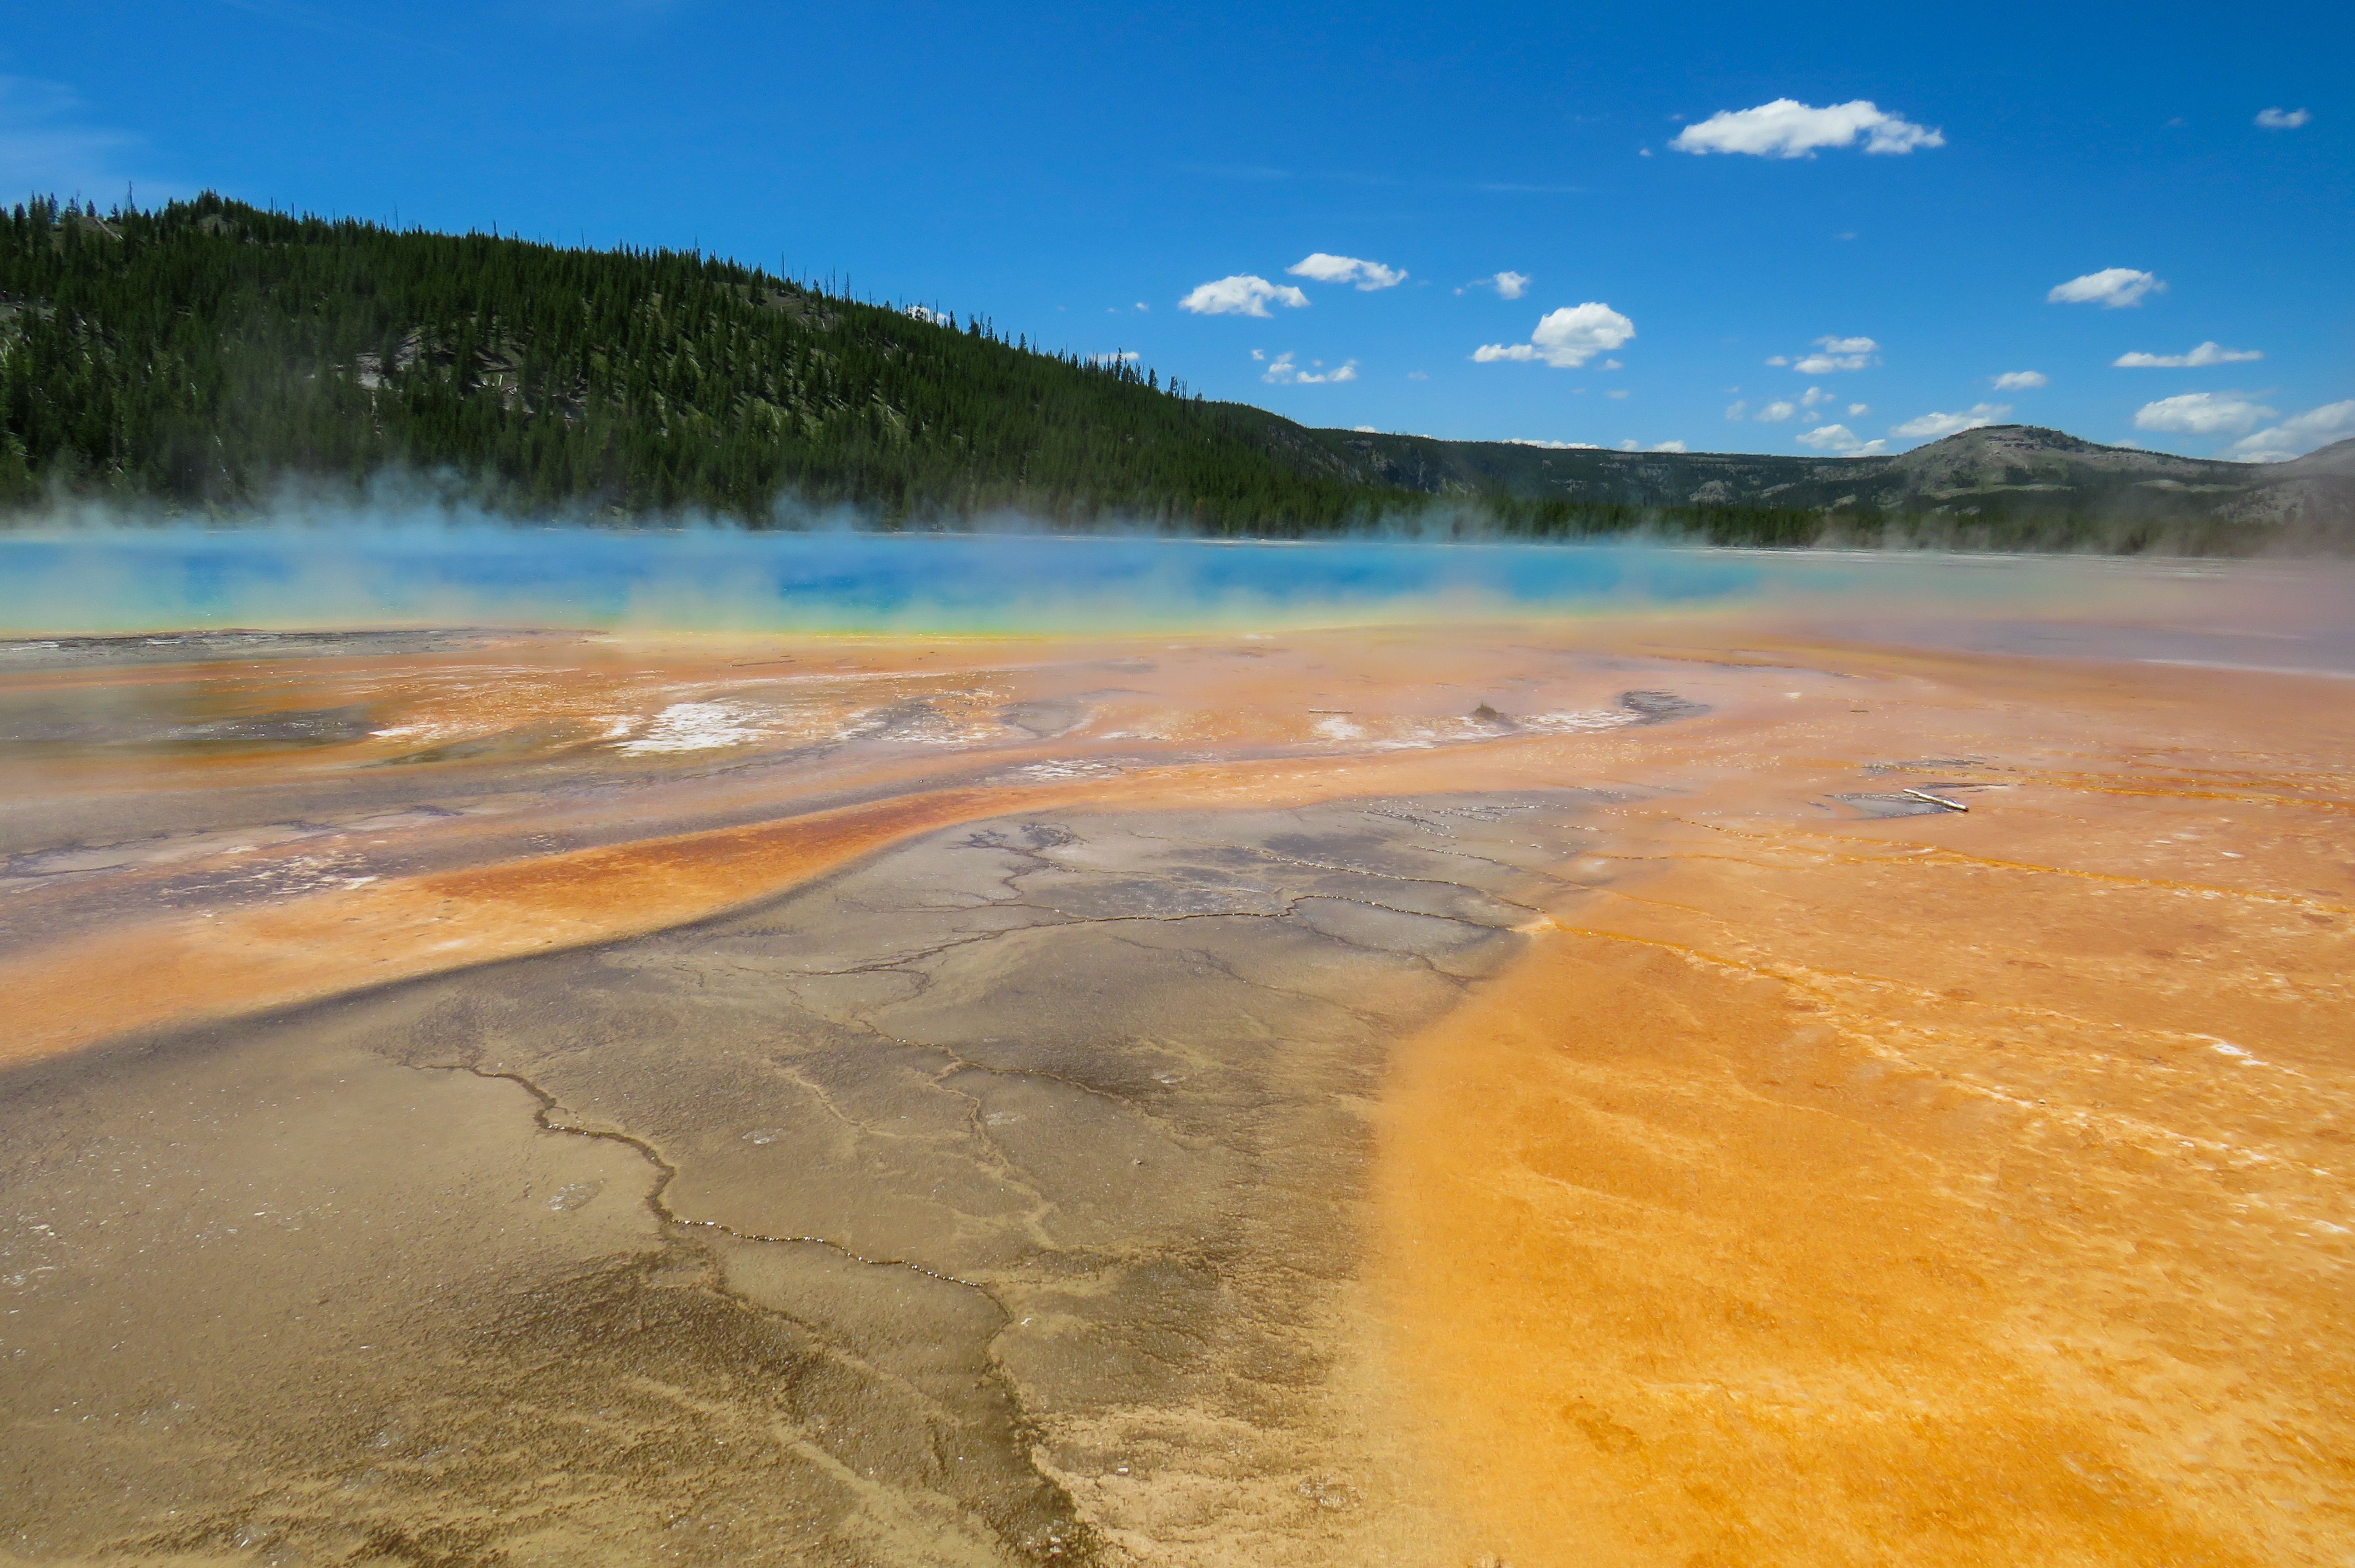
[2,194,2348,551]
[0,194,1385,530]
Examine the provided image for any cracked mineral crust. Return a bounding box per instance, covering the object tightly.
[5,614,2351,1568]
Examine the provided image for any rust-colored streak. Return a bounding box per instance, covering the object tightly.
[0,743,1583,1066]
[0,787,1024,1064]
[0,745,1577,1067]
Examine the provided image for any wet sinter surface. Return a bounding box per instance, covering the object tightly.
[3,612,2352,1566]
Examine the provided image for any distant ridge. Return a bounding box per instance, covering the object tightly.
[2,194,2347,552]
[1292,424,2355,551]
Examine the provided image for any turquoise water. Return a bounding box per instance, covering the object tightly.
[0,524,2074,636]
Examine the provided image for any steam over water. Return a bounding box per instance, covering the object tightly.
[0,523,2117,636]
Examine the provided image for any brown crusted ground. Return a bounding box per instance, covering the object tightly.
[3,612,2351,1565]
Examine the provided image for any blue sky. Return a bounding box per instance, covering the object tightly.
[9,1,2349,460]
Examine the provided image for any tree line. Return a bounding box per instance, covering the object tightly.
[0,193,1876,545]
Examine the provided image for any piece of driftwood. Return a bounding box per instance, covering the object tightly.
[1901,788,1969,813]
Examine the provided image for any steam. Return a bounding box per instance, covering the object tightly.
[0,510,1781,636]
[3,491,2329,641]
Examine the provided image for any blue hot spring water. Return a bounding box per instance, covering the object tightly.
[0,524,2053,637]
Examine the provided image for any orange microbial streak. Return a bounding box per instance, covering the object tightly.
[2,787,1015,1064]
[0,622,1730,1062]
[1369,645,2355,1568]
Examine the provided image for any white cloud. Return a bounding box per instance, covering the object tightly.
[1797,424,1887,456]
[2255,108,2311,129]
[1088,350,1140,365]
[1800,386,1833,407]
[1461,270,1531,299]
[1891,402,2011,439]
[2112,341,2263,368]
[1473,302,1636,369]
[904,303,949,324]
[2228,400,2355,460]
[2132,391,2276,435]
[1754,400,1797,423]
[1650,440,1689,452]
[1607,388,1630,399]
[1352,424,1378,432]
[1601,358,1623,370]
[1261,352,1359,385]
[1179,275,1310,317]
[1772,335,1880,374]
[1670,98,1944,158]
[1848,402,1870,416]
[1724,400,1747,420]
[1406,370,1429,380]
[2048,268,2164,308]
[1287,253,1407,290]
[1505,438,1601,450]
[1991,370,2048,390]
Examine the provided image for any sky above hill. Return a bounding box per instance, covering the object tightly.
[7,1,2349,460]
